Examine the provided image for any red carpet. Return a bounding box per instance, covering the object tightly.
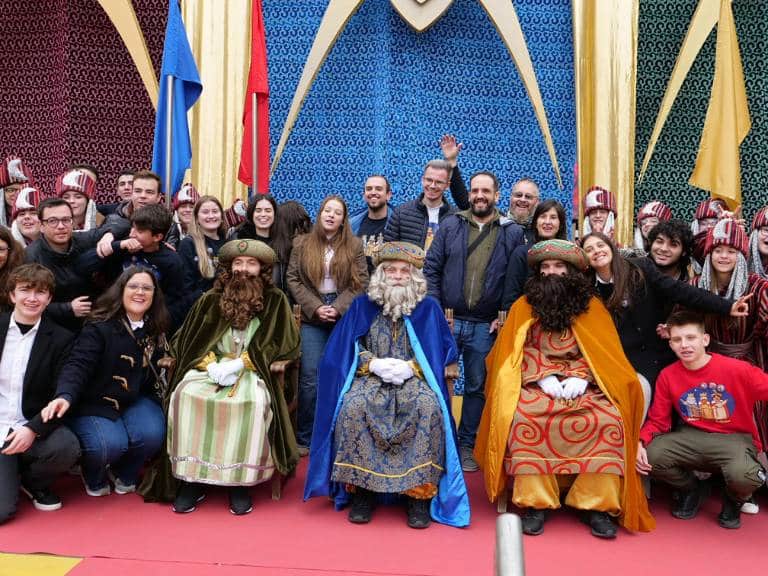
[1,459,766,576]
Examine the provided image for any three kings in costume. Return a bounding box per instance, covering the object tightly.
[475,239,655,538]
[138,239,300,515]
[305,242,470,528]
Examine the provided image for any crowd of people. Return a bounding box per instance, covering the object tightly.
[1,140,767,541]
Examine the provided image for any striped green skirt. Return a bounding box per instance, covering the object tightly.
[168,368,275,486]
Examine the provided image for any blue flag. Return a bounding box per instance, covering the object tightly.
[152,0,202,198]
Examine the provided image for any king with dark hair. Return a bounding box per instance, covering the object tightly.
[475,239,654,538]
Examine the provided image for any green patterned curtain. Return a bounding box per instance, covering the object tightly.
[635,0,768,222]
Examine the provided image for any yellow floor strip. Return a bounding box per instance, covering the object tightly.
[0,553,81,576]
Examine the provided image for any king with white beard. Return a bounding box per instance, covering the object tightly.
[304,242,469,530]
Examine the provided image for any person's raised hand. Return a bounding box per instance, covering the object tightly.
[439,134,463,167]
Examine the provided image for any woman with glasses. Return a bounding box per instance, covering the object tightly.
[41,266,169,497]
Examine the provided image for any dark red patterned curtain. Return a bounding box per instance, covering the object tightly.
[0,0,165,204]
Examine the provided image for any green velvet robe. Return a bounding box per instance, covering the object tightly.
[138,287,301,502]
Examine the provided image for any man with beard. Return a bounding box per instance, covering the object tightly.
[350,175,394,272]
[305,242,469,529]
[475,239,654,538]
[424,171,525,472]
[138,239,300,515]
[440,134,539,244]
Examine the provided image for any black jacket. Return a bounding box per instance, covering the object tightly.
[383,174,469,248]
[54,318,163,420]
[596,257,732,386]
[424,212,525,322]
[101,201,182,248]
[0,313,74,438]
[78,242,188,331]
[24,231,104,332]
[178,235,227,304]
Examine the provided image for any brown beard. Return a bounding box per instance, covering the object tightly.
[524,269,593,332]
[219,271,265,329]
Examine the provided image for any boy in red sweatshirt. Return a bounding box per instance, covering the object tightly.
[636,309,767,529]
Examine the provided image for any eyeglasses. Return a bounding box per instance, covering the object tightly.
[126,283,155,293]
[511,192,538,200]
[423,177,447,187]
[41,217,73,227]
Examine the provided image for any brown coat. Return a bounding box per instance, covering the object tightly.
[286,234,368,324]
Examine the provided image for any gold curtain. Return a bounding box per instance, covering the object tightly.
[572,0,639,245]
[182,0,251,208]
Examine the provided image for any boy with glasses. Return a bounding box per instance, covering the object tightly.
[25,198,106,331]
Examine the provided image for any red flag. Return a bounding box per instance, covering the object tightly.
[238,0,270,193]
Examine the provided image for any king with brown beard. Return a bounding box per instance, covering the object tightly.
[138,239,300,516]
[475,239,654,538]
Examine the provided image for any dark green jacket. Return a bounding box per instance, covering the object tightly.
[139,287,300,502]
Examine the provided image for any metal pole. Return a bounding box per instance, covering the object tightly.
[496,514,525,576]
[165,74,174,210]
[251,92,258,195]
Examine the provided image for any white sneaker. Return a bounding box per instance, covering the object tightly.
[741,498,759,515]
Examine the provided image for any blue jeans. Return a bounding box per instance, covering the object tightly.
[453,318,495,449]
[297,322,334,447]
[68,396,166,490]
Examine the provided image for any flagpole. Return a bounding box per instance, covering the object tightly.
[251,92,258,195]
[165,74,174,209]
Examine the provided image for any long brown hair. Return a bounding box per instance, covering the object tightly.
[582,231,645,314]
[0,228,24,310]
[299,195,363,291]
[89,266,170,338]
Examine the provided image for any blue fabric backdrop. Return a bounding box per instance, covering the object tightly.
[264,0,576,220]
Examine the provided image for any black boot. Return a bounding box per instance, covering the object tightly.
[229,486,253,515]
[718,493,742,529]
[172,482,206,513]
[406,497,432,529]
[672,483,702,520]
[582,511,617,539]
[348,488,374,524]
[520,508,546,536]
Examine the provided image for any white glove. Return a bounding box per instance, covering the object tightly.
[208,358,245,385]
[561,377,589,400]
[537,374,564,399]
[388,360,414,385]
[218,372,240,387]
[368,358,402,384]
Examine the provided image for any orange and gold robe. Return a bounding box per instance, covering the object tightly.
[475,296,655,532]
[505,324,625,476]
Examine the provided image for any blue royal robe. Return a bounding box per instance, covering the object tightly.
[304,295,470,527]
